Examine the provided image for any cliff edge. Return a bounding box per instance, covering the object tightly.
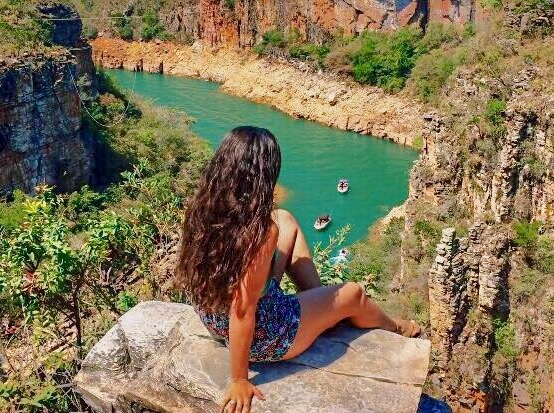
[74,301,431,413]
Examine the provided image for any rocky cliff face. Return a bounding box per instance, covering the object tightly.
[403,60,554,409]
[0,4,95,196]
[116,0,481,47]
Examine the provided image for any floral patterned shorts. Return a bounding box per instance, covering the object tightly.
[195,278,301,362]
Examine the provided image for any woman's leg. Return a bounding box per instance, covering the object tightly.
[283,282,419,360]
[271,209,322,291]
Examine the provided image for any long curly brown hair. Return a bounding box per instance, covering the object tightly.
[175,126,281,312]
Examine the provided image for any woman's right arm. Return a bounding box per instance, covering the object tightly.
[221,224,279,413]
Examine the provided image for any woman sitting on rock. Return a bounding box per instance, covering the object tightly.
[176,126,420,413]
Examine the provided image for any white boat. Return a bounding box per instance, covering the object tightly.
[314,213,331,230]
[337,179,349,193]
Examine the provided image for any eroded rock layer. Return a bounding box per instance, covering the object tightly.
[156,0,480,47]
[0,4,95,196]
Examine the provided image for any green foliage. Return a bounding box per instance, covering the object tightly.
[413,219,442,259]
[520,141,548,180]
[262,30,286,47]
[513,220,554,273]
[511,267,547,303]
[481,0,503,9]
[352,27,424,92]
[288,43,330,67]
[140,10,168,41]
[410,50,457,103]
[84,70,212,188]
[349,217,405,296]
[0,71,211,412]
[281,226,352,293]
[116,290,139,312]
[485,99,507,127]
[0,190,27,231]
[252,43,266,56]
[513,220,541,251]
[462,23,477,39]
[419,23,458,52]
[111,12,133,40]
[412,135,424,151]
[491,318,519,402]
[223,0,235,9]
[0,2,53,55]
[535,236,554,273]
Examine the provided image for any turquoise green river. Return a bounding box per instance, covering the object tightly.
[108,70,418,248]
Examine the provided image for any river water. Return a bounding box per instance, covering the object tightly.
[108,70,418,248]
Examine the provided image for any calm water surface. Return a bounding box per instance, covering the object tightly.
[108,69,418,248]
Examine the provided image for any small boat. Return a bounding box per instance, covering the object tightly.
[314,213,331,231]
[337,178,349,194]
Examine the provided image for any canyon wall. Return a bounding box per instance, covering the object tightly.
[403,61,554,410]
[0,4,95,196]
[157,0,481,47]
[90,38,424,146]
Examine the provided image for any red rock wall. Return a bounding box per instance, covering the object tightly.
[160,0,428,47]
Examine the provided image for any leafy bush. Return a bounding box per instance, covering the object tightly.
[140,10,167,41]
[0,3,53,55]
[485,99,507,126]
[352,27,424,92]
[0,190,27,231]
[281,226,352,293]
[419,23,458,52]
[289,43,330,67]
[513,220,541,251]
[262,30,286,47]
[0,71,211,412]
[410,50,457,102]
[111,12,133,40]
[412,135,424,151]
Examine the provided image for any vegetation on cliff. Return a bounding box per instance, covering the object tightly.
[0,66,211,410]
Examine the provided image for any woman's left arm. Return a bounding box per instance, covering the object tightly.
[222,224,279,412]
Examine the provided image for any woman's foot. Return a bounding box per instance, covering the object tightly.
[393,319,421,338]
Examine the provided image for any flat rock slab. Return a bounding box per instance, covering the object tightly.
[74,301,431,413]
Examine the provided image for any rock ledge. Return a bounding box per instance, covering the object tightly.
[74,301,431,412]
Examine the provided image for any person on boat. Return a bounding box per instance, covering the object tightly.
[330,248,349,265]
[175,126,421,413]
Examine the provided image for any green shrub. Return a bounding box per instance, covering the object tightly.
[252,43,266,56]
[111,12,134,40]
[481,0,503,9]
[0,190,27,232]
[289,43,330,67]
[117,290,139,312]
[352,27,424,92]
[513,220,541,251]
[410,50,457,102]
[536,236,554,273]
[262,30,286,47]
[485,99,507,126]
[140,10,167,41]
[412,135,424,151]
[420,23,458,52]
[224,0,235,9]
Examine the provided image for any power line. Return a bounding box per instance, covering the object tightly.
[68,65,138,128]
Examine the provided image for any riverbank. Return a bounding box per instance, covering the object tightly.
[90,38,425,147]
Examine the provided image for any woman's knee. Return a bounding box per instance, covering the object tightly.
[340,282,366,308]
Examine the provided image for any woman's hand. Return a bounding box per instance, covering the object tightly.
[220,378,265,413]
